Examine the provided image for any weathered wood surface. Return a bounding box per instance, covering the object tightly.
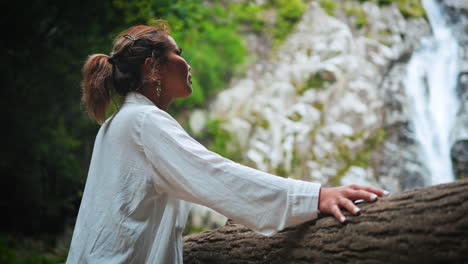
[184,179,468,263]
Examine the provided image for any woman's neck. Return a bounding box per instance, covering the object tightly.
[138,86,172,111]
[156,96,172,111]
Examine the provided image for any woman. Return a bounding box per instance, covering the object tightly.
[67,23,386,263]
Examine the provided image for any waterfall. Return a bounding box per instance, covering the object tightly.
[405,0,460,185]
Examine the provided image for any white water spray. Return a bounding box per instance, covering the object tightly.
[405,0,460,185]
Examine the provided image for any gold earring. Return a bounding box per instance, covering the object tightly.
[155,78,161,97]
[150,68,162,97]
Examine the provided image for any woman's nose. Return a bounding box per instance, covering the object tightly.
[188,65,192,72]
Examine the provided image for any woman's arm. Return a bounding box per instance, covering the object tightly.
[140,108,385,234]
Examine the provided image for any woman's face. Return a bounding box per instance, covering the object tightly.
[160,36,192,98]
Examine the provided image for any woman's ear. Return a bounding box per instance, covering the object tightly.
[143,57,154,73]
[143,57,161,78]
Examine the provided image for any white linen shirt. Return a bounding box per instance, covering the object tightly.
[66,92,321,264]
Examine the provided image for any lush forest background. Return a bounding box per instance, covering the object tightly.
[1,0,427,262]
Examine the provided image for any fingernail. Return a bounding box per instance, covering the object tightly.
[370,194,378,201]
[340,216,346,223]
[354,199,364,204]
[383,190,390,196]
[353,207,360,214]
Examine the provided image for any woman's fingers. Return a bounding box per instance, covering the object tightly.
[339,198,361,215]
[345,189,378,202]
[349,184,388,197]
[330,204,346,223]
[331,198,362,224]
[320,185,390,224]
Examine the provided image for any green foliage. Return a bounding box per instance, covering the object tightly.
[229,2,266,32]
[192,118,243,164]
[306,73,326,89]
[288,112,303,122]
[0,236,16,264]
[156,0,248,111]
[376,0,394,4]
[182,212,216,236]
[275,164,290,178]
[206,119,231,157]
[331,128,387,186]
[1,0,118,236]
[357,0,426,18]
[356,12,368,28]
[204,119,242,162]
[345,5,368,28]
[0,234,67,264]
[268,0,308,45]
[183,224,211,236]
[320,0,339,16]
[397,0,426,18]
[295,71,336,95]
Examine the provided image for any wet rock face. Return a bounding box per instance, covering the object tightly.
[447,1,468,177]
[437,0,468,38]
[377,121,429,190]
[453,72,468,141]
[451,140,468,179]
[439,0,468,182]
[438,0,468,73]
[377,61,430,190]
[459,72,468,97]
[197,1,433,193]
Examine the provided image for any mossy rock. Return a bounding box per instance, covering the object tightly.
[330,128,387,185]
[397,0,426,18]
[320,0,338,16]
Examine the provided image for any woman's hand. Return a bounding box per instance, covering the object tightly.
[319,184,388,223]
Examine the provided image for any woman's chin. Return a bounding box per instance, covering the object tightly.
[185,84,193,95]
[175,84,193,98]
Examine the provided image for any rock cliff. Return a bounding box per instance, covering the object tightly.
[187,0,468,228]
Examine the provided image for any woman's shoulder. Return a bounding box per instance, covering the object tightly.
[139,106,183,133]
[120,92,175,123]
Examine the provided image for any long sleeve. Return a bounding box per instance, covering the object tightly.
[140,108,321,236]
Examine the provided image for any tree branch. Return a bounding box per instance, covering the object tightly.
[184,179,468,263]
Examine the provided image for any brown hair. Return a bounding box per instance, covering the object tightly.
[81,23,170,124]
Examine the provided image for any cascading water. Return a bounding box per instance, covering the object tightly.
[405,0,460,185]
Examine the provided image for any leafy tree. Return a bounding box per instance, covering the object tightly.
[0,0,251,237]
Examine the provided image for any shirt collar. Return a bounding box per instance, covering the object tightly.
[124,91,155,106]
